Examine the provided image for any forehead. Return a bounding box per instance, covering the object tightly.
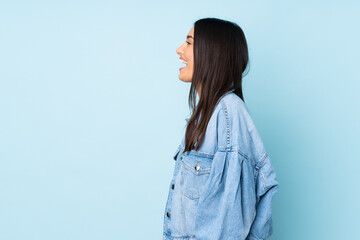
[187,26,194,36]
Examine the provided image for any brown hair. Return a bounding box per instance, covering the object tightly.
[182,17,249,153]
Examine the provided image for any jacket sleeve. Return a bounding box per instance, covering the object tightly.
[194,149,256,240]
[245,154,279,240]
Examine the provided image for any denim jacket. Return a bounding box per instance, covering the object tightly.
[163,90,279,240]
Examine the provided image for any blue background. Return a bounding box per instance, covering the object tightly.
[1,1,359,239]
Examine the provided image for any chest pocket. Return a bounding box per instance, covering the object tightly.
[180,153,213,200]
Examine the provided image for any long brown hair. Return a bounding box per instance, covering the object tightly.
[183,18,249,153]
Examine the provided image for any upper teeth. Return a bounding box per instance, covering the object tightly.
[180,59,188,65]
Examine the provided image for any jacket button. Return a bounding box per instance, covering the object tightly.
[195,161,200,171]
[167,212,171,218]
[171,184,175,190]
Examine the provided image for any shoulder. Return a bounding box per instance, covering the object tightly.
[216,92,256,133]
[215,93,267,165]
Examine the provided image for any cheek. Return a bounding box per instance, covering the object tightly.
[189,61,194,70]
[186,58,193,67]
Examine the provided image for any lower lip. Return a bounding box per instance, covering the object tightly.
[179,66,186,71]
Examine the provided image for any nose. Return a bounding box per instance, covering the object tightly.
[176,43,185,55]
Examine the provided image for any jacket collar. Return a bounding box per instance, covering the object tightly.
[184,90,235,123]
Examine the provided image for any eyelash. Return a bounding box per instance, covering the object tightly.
[186,41,191,45]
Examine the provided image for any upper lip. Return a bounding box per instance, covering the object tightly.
[179,57,188,64]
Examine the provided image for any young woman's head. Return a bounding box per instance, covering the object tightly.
[177,17,250,153]
[176,26,194,83]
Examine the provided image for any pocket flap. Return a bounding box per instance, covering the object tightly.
[181,154,212,175]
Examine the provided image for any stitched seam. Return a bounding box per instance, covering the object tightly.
[178,146,244,156]
[260,171,268,191]
[256,152,268,170]
[184,151,215,159]
[220,99,231,151]
[163,232,196,239]
[181,160,211,175]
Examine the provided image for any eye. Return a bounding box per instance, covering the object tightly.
[186,41,191,45]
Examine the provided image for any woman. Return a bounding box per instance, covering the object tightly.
[163,18,279,240]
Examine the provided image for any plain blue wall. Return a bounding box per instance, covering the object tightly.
[1,1,359,239]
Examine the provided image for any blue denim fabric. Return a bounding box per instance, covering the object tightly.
[163,90,279,240]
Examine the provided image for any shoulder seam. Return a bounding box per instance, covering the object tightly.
[219,97,251,161]
[219,98,231,151]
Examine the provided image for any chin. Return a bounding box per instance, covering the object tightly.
[179,77,191,83]
[179,74,192,83]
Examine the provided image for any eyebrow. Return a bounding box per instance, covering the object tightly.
[186,35,194,40]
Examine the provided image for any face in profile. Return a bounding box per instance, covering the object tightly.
[176,26,194,83]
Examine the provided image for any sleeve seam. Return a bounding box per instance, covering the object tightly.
[255,152,268,170]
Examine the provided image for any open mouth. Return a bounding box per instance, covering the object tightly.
[180,59,188,71]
